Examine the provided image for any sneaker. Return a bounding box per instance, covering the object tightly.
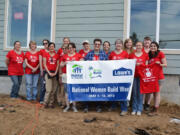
[72,106,78,112]
[144,104,150,111]
[120,111,127,116]
[40,101,44,104]
[63,106,70,112]
[83,108,88,113]
[137,111,141,116]
[148,107,158,116]
[131,111,136,115]
[96,108,102,113]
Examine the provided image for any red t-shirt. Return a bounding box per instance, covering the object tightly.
[6,50,24,75]
[61,53,82,73]
[129,52,149,77]
[148,51,165,80]
[57,48,63,57]
[25,51,40,74]
[138,63,161,94]
[45,53,59,72]
[39,49,49,70]
[109,50,129,60]
[79,49,90,58]
[93,54,99,61]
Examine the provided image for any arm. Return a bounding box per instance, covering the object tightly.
[156,58,167,67]
[5,58,9,67]
[39,55,44,76]
[43,57,52,76]
[25,59,36,72]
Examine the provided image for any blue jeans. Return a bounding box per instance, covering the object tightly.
[132,77,143,112]
[10,76,22,98]
[25,74,39,100]
[120,101,128,112]
[39,71,46,102]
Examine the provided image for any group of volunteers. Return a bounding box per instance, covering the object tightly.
[5,36,167,116]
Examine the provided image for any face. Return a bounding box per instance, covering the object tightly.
[115,42,123,50]
[144,40,151,48]
[150,43,158,52]
[43,41,49,49]
[83,43,90,50]
[30,43,36,50]
[62,46,68,54]
[136,42,143,51]
[49,44,55,52]
[63,38,70,44]
[14,42,21,51]
[68,45,75,54]
[126,40,133,49]
[94,41,101,51]
[103,42,110,51]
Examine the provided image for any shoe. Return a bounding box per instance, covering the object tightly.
[120,111,127,116]
[83,108,88,113]
[40,101,44,104]
[144,104,150,111]
[72,106,78,112]
[131,111,136,115]
[43,104,48,109]
[49,104,55,108]
[63,106,70,112]
[96,108,102,113]
[137,111,141,116]
[148,107,158,116]
[58,102,62,107]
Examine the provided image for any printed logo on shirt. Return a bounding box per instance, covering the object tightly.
[88,66,102,79]
[142,68,156,82]
[71,64,83,79]
[49,57,56,64]
[30,55,37,62]
[16,56,23,63]
[113,67,132,76]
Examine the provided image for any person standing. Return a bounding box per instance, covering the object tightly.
[129,41,149,116]
[39,39,49,104]
[60,42,82,112]
[79,40,91,58]
[5,41,24,98]
[109,39,129,115]
[124,38,134,55]
[84,38,108,113]
[43,42,59,108]
[148,41,167,115]
[25,41,40,101]
[103,41,111,56]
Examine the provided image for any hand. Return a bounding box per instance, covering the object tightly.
[155,61,161,65]
[136,63,141,66]
[48,72,54,77]
[32,68,36,73]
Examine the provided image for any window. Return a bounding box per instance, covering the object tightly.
[130,0,180,51]
[6,0,53,48]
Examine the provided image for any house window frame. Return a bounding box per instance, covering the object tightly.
[126,0,180,54]
[3,0,56,51]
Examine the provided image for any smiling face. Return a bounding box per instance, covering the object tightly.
[14,41,21,51]
[63,38,70,44]
[143,39,151,48]
[150,43,158,52]
[94,41,101,51]
[43,41,49,49]
[103,42,110,52]
[83,43,90,50]
[30,43,37,51]
[136,42,143,52]
[126,40,133,49]
[49,44,55,52]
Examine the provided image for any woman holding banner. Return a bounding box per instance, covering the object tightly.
[60,42,82,112]
[109,39,129,115]
[129,41,149,116]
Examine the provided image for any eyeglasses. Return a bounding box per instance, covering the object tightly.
[62,47,67,50]
[43,43,48,45]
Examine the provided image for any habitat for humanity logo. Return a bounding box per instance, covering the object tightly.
[113,67,132,76]
[71,64,83,79]
[88,66,102,79]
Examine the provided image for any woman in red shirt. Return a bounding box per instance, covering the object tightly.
[5,41,24,98]
[25,41,40,101]
[60,42,82,112]
[109,39,129,116]
[39,39,49,103]
[103,41,111,56]
[43,42,59,108]
[148,41,167,115]
[129,41,149,116]
[79,40,91,58]
[123,38,134,55]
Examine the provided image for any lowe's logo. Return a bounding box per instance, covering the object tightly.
[71,64,83,79]
[113,67,132,76]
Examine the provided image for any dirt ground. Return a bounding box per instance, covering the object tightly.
[0,94,180,135]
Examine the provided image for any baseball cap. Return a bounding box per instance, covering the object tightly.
[82,40,90,45]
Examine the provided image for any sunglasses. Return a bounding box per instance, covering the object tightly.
[95,43,101,45]
[43,43,48,45]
